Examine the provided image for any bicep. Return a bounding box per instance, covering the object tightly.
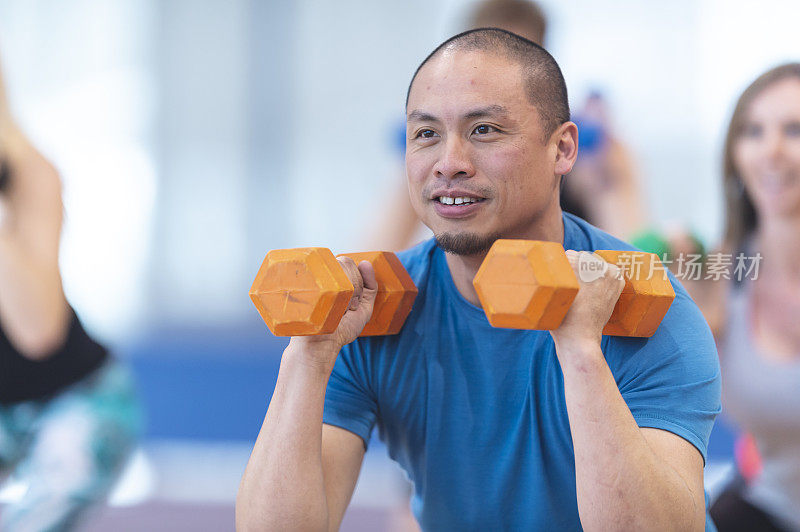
[322,423,366,531]
[641,428,706,524]
[10,150,63,266]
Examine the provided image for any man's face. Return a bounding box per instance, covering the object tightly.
[405,49,564,255]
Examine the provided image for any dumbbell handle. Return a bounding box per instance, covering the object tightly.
[250,248,417,337]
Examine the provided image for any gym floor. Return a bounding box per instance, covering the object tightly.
[1,438,736,531]
[78,440,410,531]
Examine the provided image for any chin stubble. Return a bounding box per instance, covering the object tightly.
[434,232,503,256]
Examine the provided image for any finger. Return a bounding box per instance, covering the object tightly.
[356,261,379,312]
[584,251,607,268]
[565,249,579,266]
[571,251,607,283]
[336,257,363,310]
[604,262,621,279]
[357,260,378,293]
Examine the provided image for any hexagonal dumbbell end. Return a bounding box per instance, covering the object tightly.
[473,239,580,330]
[338,251,418,336]
[594,250,676,337]
[249,248,354,336]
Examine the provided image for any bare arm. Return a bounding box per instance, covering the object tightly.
[553,251,706,531]
[236,259,378,531]
[236,347,366,531]
[0,119,69,359]
[557,339,705,531]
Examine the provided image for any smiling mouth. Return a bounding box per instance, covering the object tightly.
[759,173,797,189]
[435,195,486,205]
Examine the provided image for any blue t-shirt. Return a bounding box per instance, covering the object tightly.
[323,212,721,530]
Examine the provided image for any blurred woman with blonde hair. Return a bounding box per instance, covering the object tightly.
[697,63,800,532]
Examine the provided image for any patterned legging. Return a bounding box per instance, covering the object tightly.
[0,360,141,532]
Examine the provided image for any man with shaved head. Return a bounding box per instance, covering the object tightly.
[405,29,570,259]
[238,29,721,531]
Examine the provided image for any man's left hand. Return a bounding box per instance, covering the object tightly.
[550,250,625,350]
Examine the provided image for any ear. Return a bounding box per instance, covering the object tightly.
[553,121,579,175]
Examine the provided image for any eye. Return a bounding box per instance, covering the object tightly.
[741,122,762,138]
[414,129,438,139]
[472,124,498,135]
[784,121,800,136]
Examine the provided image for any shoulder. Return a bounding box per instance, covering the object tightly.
[658,278,717,350]
[566,212,704,327]
[566,211,720,378]
[395,238,438,289]
[7,143,63,214]
[563,212,636,252]
[340,240,439,360]
[607,274,720,394]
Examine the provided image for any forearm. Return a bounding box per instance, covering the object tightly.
[236,345,335,531]
[0,231,68,358]
[555,338,703,531]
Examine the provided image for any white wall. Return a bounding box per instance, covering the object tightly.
[148,0,252,327]
[288,0,444,252]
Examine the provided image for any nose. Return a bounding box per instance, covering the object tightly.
[761,129,786,163]
[432,136,476,180]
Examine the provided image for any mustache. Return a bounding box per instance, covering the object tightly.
[422,183,494,199]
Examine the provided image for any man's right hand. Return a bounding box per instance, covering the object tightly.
[287,257,378,372]
[237,256,376,531]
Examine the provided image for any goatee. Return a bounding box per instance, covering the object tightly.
[435,232,502,256]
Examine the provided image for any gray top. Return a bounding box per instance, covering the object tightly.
[721,279,800,531]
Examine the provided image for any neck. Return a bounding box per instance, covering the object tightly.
[444,207,565,306]
[755,212,800,284]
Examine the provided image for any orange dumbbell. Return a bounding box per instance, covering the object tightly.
[249,248,417,337]
[473,240,675,337]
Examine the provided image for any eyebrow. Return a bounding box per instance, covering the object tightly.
[464,105,510,120]
[407,104,510,123]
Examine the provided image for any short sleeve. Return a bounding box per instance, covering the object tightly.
[323,339,379,448]
[606,283,722,462]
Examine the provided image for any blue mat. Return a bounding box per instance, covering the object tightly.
[123,324,287,441]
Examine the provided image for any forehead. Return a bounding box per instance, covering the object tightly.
[407,49,530,115]
[747,78,800,121]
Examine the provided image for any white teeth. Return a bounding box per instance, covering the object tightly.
[438,196,479,205]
